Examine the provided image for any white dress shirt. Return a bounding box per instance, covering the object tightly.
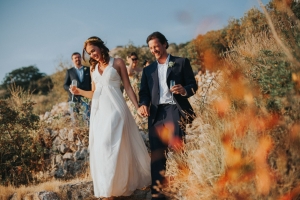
[158,55,175,104]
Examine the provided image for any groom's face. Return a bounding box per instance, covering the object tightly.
[72,54,82,67]
[148,38,167,60]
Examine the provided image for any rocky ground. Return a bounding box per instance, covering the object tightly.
[9,181,151,200]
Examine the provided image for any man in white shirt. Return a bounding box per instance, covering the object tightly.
[138,32,198,200]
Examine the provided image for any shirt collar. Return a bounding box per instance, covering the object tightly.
[74,66,83,70]
[157,54,170,66]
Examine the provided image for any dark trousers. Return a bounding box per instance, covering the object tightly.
[149,104,185,200]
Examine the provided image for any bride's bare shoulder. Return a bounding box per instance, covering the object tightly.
[113,57,126,69]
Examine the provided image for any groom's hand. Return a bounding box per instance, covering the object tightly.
[138,105,150,117]
[170,84,187,96]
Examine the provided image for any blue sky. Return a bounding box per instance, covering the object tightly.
[0,0,270,83]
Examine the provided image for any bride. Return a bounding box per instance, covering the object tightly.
[70,36,151,199]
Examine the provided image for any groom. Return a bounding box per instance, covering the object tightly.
[138,32,198,200]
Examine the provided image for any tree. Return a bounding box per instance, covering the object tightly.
[1,66,53,95]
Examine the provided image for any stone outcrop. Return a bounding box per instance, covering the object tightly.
[23,191,60,200]
[59,181,94,200]
[9,101,151,200]
[35,101,149,182]
[35,102,90,181]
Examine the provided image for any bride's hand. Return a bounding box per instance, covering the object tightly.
[137,105,149,117]
[69,86,80,95]
[137,108,143,117]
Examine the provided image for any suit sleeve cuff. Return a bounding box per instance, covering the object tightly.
[181,89,187,96]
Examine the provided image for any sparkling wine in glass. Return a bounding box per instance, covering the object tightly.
[71,79,77,102]
[170,80,175,104]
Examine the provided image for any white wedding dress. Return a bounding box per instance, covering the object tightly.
[89,57,151,198]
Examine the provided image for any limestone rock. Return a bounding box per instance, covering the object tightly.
[68,129,75,142]
[59,128,68,140]
[52,137,62,147]
[56,154,63,164]
[51,130,58,138]
[23,191,60,200]
[60,143,69,154]
[63,152,73,160]
[59,181,94,200]
[69,143,77,152]
[44,112,50,120]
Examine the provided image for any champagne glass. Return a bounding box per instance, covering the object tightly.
[170,80,175,104]
[71,80,77,102]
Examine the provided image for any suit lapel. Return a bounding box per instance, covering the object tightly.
[151,62,159,105]
[166,55,175,84]
[153,62,159,89]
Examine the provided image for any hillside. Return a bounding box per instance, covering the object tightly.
[1,0,300,199]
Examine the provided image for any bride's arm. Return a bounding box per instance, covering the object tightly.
[71,86,94,99]
[116,58,139,110]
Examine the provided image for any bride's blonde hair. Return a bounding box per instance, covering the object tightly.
[82,36,110,72]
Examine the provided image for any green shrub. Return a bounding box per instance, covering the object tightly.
[244,50,294,112]
[0,86,45,186]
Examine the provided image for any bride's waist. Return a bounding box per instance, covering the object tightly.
[92,86,122,99]
[95,84,120,88]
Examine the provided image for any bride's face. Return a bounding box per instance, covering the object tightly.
[86,43,102,62]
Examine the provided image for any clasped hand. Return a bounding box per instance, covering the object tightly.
[137,105,149,117]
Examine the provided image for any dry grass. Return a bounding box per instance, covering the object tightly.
[164,110,226,199]
[33,60,70,115]
[0,174,92,200]
[162,2,300,199]
[0,89,5,98]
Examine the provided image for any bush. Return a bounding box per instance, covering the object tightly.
[0,86,45,186]
[244,50,293,112]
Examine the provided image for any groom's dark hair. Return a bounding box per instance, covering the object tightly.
[146,31,169,49]
[71,52,81,58]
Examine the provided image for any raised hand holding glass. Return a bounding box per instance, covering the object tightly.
[71,80,77,102]
[170,80,175,104]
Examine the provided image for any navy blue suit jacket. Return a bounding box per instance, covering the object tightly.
[63,66,92,102]
[139,55,198,125]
